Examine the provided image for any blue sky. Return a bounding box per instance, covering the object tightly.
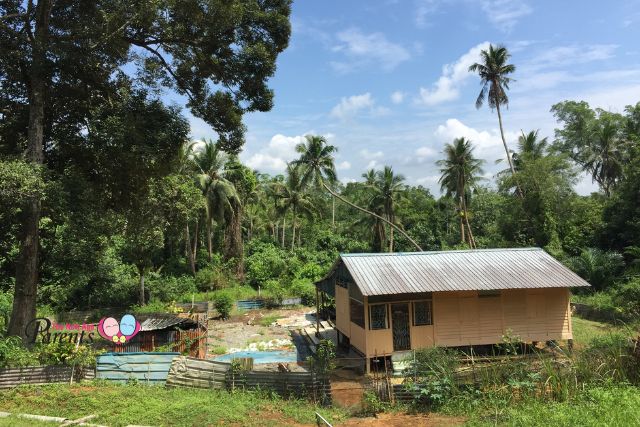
[186,0,640,195]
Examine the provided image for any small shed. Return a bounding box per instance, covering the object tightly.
[115,314,206,358]
[315,248,589,366]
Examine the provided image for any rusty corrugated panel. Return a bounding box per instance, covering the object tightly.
[339,248,590,296]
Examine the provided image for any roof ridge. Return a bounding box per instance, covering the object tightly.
[340,247,542,257]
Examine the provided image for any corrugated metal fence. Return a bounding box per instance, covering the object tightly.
[96,352,179,385]
[166,356,331,404]
[0,365,95,389]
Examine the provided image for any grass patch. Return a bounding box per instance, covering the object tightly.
[178,286,259,304]
[257,314,281,327]
[454,384,640,426]
[209,345,227,355]
[0,383,349,427]
[571,316,636,350]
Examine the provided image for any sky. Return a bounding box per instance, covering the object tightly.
[184,0,640,196]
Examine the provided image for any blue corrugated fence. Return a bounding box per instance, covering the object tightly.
[96,352,179,385]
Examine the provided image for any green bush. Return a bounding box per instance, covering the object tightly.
[0,337,39,368]
[0,291,11,334]
[145,273,196,302]
[214,292,234,319]
[195,265,230,292]
[404,347,460,409]
[576,333,639,384]
[613,278,640,319]
[289,278,316,306]
[245,242,288,286]
[262,279,285,307]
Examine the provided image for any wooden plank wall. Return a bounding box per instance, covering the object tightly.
[0,365,95,389]
[165,356,229,389]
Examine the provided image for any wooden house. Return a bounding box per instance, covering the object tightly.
[315,248,589,367]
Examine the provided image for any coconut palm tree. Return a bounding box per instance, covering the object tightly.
[193,140,239,261]
[437,137,485,247]
[366,166,407,251]
[276,164,317,250]
[291,135,423,251]
[584,118,626,197]
[507,130,548,172]
[469,44,522,197]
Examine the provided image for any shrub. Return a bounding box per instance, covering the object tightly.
[0,336,38,368]
[214,292,234,319]
[262,279,285,307]
[612,278,640,319]
[568,248,624,291]
[195,266,230,292]
[576,333,639,384]
[404,347,460,409]
[146,273,196,302]
[245,242,287,285]
[289,278,316,306]
[0,291,11,334]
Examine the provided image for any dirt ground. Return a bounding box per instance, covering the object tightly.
[336,413,466,426]
[207,307,315,353]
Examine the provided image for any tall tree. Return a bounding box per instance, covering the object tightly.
[366,166,406,252]
[1,0,291,339]
[437,137,485,247]
[275,165,316,250]
[551,101,629,197]
[194,141,230,262]
[469,44,522,197]
[292,135,423,251]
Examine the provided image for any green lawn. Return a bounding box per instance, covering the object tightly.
[0,382,348,427]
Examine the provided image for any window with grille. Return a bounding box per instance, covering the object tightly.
[369,304,388,330]
[413,300,433,326]
[350,299,365,328]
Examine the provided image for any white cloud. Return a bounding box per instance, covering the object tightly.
[390,91,405,104]
[331,28,411,73]
[336,160,352,170]
[416,42,490,106]
[359,149,384,160]
[366,160,379,170]
[244,133,306,172]
[414,0,440,28]
[330,93,389,120]
[481,0,533,32]
[415,146,436,159]
[525,44,618,71]
[434,118,518,161]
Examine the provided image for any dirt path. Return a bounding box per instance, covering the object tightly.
[336,413,466,426]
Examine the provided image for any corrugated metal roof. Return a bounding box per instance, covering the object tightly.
[338,248,590,296]
[140,316,190,331]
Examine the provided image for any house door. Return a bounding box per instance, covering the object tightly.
[391,303,411,351]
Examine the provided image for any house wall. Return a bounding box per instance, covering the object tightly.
[332,286,573,357]
[335,285,350,337]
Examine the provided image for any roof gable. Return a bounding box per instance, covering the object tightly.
[336,248,590,296]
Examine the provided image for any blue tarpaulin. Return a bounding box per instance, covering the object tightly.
[96,352,179,385]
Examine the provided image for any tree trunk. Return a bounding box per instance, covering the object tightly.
[460,195,476,249]
[8,0,53,341]
[206,215,212,262]
[389,217,394,252]
[138,266,146,306]
[192,218,199,260]
[185,224,196,276]
[291,207,297,251]
[496,103,523,198]
[332,196,335,228]
[459,208,465,244]
[281,216,286,247]
[322,182,423,251]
